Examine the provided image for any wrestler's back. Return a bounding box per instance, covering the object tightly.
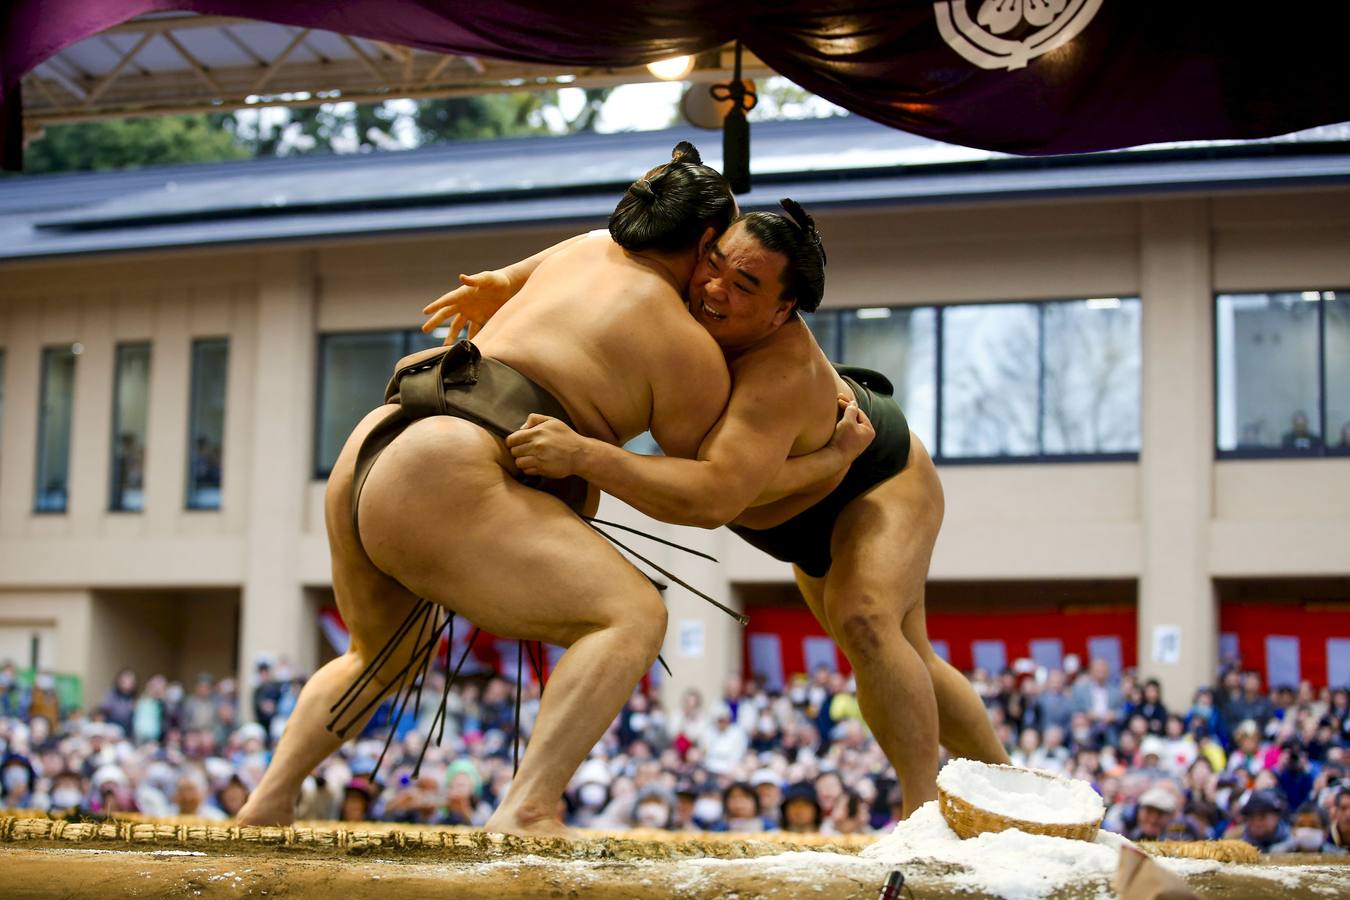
[471,234,729,454]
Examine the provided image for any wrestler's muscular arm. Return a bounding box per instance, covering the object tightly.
[752,396,872,505]
[512,347,817,528]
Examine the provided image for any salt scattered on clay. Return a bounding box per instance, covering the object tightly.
[862,800,1122,900]
[937,758,1104,825]
[674,851,885,895]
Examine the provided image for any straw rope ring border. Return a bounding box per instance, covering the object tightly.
[0,814,1258,864]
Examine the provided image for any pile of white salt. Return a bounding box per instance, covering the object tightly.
[935,758,1105,826]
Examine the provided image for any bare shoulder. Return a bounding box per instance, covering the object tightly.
[655,310,730,405]
[644,305,731,457]
[731,316,825,391]
[531,229,619,277]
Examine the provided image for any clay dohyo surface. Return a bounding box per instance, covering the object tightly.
[4,844,1350,899]
[3,818,1349,899]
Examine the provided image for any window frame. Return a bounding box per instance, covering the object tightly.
[1212,288,1348,461]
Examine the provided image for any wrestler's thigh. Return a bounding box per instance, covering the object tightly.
[793,567,834,643]
[358,418,664,647]
[324,405,426,662]
[822,432,944,635]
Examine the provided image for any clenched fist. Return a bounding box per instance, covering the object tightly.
[506,414,587,479]
[831,395,875,463]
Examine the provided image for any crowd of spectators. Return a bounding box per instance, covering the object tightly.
[1,652,1348,854]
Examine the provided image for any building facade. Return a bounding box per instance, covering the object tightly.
[1,120,1348,716]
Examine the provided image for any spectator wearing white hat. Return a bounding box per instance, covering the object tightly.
[630,784,676,830]
[91,763,133,814]
[751,768,783,828]
[1137,735,1169,779]
[1126,785,1199,842]
[569,757,612,828]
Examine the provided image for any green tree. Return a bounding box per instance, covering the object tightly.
[20,87,617,173]
[746,77,846,123]
[22,114,248,174]
[412,94,550,143]
[240,90,613,156]
[413,88,613,143]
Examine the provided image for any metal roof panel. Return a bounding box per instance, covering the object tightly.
[2,117,1348,263]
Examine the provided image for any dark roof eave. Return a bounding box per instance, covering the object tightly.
[3,153,1349,263]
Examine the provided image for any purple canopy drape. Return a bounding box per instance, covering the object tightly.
[5,1,1350,170]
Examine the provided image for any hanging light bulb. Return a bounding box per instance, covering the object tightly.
[647,55,695,81]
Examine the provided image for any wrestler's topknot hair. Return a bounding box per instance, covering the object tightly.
[731,198,827,313]
[609,140,735,254]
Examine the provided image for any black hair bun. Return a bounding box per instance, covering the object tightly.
[671,141,702,166]
[780,198,826,266]
[630,178,656,201]
[779,198,814,232]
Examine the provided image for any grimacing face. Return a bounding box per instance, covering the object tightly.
[687,222,796,350]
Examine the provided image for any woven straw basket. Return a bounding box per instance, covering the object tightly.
[937,765,1103,843]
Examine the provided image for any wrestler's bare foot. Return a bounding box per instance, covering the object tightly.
[235,796,296,827]
[485,805,571,839]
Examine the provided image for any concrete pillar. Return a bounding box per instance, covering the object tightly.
[0,309,40,537]
[238,251,317,720]
[67,302,114,531]
[1137,199,1217,704]
[143,297,191,529]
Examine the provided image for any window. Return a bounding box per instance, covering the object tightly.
[801,308,939,444]
[941,303,1040,457]
[802,298,1141,463]
[942,299,1141,460]
[1041,299,1141,454]
[839,307,938,446]
[186,338,229,510]
[313,329,443,478]
[1216,291,1345,457]
[35,345,78,512]
[800,310,842,360]
[109,343,151,512]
